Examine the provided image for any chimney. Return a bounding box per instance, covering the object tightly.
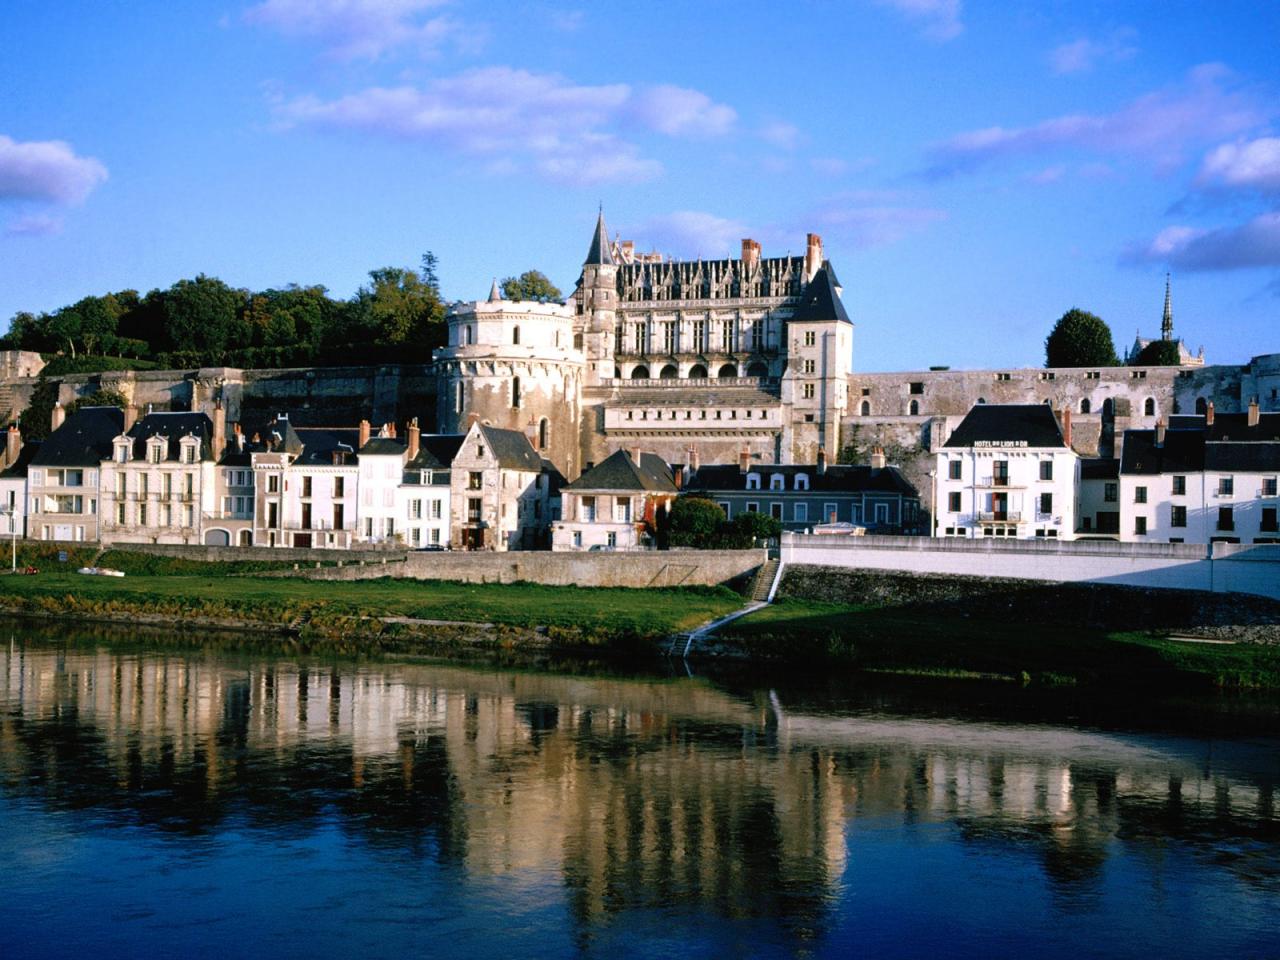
[630,446,642,466]
[124,403,139,433]
[190,380,200,413]
[803,232,823,282]
[1061,406,1072,449]
[817,445,827,475]
[689,444,700,473]
[407,417,420,460]
[51,401,65,433]
[388,421,397,439]
[739,445,750,474]
[1248,397,1260,427]
[741,238,761,272]
[870,445,886,470]
[5,424,20,468]
[359,419,371,448]
[1155,418,1166,448]
[212,399,226,460]
[234,422,244,452]
[1206,401,1214,427]
[673,464,684,489]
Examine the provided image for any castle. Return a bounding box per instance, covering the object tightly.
[5,209,1279,498]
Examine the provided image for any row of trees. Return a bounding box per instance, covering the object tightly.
[1044,308,1182,368]
[665,497,781,549]
[1,258,563,373]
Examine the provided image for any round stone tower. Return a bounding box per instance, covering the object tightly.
[435,281,585,478]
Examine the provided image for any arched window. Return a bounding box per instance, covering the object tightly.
[718,363,738,378]
[1144,397,1156,416]
[631,365,650,379]
[908,399,919,415]
[659,364,678,379]
[795,473,809,491]
[513,325,520,345]
[239,529,253,547]
[538,418,548,450]
[687,364,708,379]
[512,376,521,408]
[1195,397,1207,414]
[860,400,871,416]
[1103,398,1114,416]
[1080,398,1091,414]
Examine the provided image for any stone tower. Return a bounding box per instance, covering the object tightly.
[435,282,585,477]
[578,208,619,387]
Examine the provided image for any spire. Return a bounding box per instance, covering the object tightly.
[1161,273,1173,341]
[585,207,613,265]
[488,278,502,302]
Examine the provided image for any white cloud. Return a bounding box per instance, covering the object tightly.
[243,0,459,60]
[758,121,801,150]
[1048,30,1138,75]
[0,134,108,205]
[1124,210,1280,271]
[4,213,63,237]
[1196,136,1280,194]
[278,67,734,184]
[632,211,751,259]
[874,0,963,42]
[925,64,1266,178]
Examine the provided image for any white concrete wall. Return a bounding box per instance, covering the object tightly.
[780,533,1280,600]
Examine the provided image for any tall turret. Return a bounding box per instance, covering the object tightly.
[578,207,619,386]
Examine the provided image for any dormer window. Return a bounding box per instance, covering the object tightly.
[769,474,785,491]
[795,473,809,491]
[115,442,129,463]
[746,472,761,490]
[148,440,164,464]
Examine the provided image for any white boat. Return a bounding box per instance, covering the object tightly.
[77,567,126,577]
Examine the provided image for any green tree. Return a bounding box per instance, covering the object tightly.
[667,496,727,548]
[347,265,446,354]
[66,388,128,416]
[1045,308,1119,368]
[1133,339,1182,366]
[162,275,248,355]
[501,270,562,302]
[720,511,782,548]
[18,379,60,441]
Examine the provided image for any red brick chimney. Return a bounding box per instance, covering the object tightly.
[803,232,823,282]
[1155,418,1166,448]
[51,401,65,433]
[689,444,700,473]
[1206,401,1215,426]
[1248,397,1260,427]
[212,399,226,460]
[738,445,750,474]
[741,238,761,271]
[870,445,886,470]
[359,419,371,448]
[407,417,420,460]
[1061,406,1072,448]
[124,403,139,433]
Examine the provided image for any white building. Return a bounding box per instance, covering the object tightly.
[27,405,117,542]
[934,404,1079,540]
[552,449,676,551]
[252,415,359,548]
[398,428,462,549]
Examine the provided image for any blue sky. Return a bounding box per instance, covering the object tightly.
[1,0,1277,371]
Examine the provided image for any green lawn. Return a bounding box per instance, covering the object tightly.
[720,597,1280,690]
[0,573,743,639]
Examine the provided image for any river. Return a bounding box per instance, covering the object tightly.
[1,625,1278,959]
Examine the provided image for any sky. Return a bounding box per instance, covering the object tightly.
[1,0,1277,372]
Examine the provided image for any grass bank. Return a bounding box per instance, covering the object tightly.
[716,597,1280,690]
[0,571,744,653]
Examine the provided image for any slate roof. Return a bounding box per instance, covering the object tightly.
[294,429,359,466]
[944,404,1067,449]
[32,407,124,467]
[789,264,851,324]
[564,449,675,493]
[0,440,41,479]
[686,463,918,497]
[126,412,213,462]
[410,434,465,470]
[257,416,305,456]
[1079,457,1119,480]
[1120,429,1205,475]
[585,210,613,265]
[1204,442,1280,472]
[1205,412,1280,443]
[479,424,542,471]
[359,437,407,456]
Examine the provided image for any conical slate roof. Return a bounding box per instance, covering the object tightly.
[584,209,613,265]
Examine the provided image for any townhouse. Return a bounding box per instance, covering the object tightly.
[552,448,677,551]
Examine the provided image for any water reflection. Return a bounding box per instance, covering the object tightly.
[2,633,1279,958]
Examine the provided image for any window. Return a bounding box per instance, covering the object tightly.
[1144,398,1156,416]
[663,321,676,353]
[581,496,596,522]
[455,381,464,414]
[115,445,128,463]
[948,461,962,480]
[909,400,919,415]
[910,382,924,395]
[803,331,816,347]
[334,476,345,497]
[795,503,808,522]
[1135,516,1147,535]
[746,473,761,491]
[721,319,736,352]
[635,322,648,354]
[995,372,1011,381]
[469,471,483,490]
[467,498,482,522]
[1039,492,1053,515]
[746,502,759,513]
[512,376,521,409]
[573,531,582,548]
[860,400,871,416]
[512,325,520,345]
[267,475,279,494]
[1104,483,1117,503]
[301,502,312,530]
[615,498,632,523]
[1039,461,1053,481]
[718,501,732,519]
[1080,399,1091,414]
[770,503,783,519]
[993,460,1009,485]
[1135,486,1147,504]
[116,502,126,524]
[1171,505,1187,528]
[1264,477,1278,497]
[149,445,162,464]
[794,473,809,491]
[410,499,422,520]
[333,503,344,529]
[302,476,312,498]
[1172,475,1186,495]
[948,491,961,512]
[606,531,617,547]
[1262,507,1278,533]
[1219,477,1234,496]
[750,322,763,352]
[693,320,708,352]
[769,474,784,491]
[802,384,815,400]
[803,359,815,374]
[1218,507,1234,531]
[430,528,441,545]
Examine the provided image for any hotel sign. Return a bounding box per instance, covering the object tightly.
[973,441,1028,448]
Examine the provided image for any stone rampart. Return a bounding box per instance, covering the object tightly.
[780,533,1280,601]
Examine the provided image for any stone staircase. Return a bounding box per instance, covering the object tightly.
[750,559,780,601]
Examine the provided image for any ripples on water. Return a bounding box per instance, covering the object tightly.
[1,629,1278,959]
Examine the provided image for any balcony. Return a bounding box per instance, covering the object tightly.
[975,476,1021,489]
[978,511,1023,523]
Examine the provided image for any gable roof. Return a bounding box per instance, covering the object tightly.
[1120,429,1205,475]
[32,407,124,467]
[359,437,407,456]
[944,404,1068,449]
[686,463,918,497]
[479,424,542,471]
[565,449,675,493]
[126,412,213,462]
[1205,412,1280,443]
[1204,441,1280,473]
[294,428,359,466]
[790,263,851,324]
[410,434,465,470]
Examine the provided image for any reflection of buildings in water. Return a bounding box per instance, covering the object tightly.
[2,642,1278,913]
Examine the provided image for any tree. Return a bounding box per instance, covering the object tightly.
[66,388,128,416]
[667,496,726,548]
[347,266,446,355]
[720,511,782,548]
[1045,309,1119,368]
[1133,339,1182,366]
[162,275,248,355]
[501,270,562,302]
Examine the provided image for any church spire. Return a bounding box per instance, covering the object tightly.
[584,207,613,266]
[1161,273,1173,341]
[488,278,502,302]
